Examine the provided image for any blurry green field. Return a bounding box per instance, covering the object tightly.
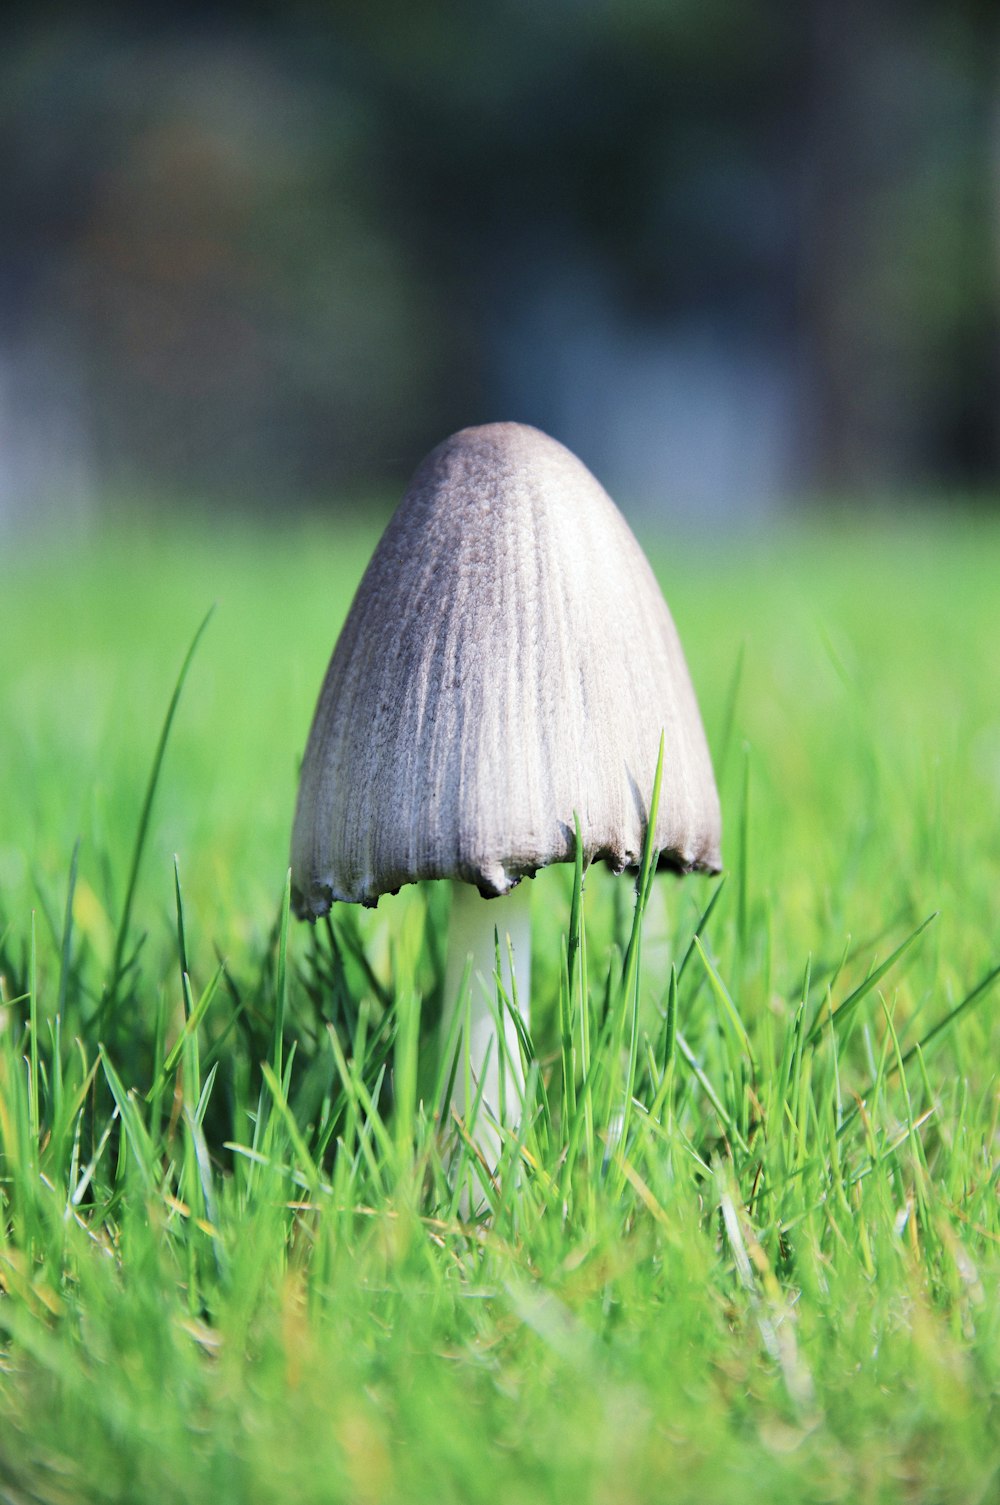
[1,509,998,1504]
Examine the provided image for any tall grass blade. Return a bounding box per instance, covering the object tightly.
[715,639,745,786]
[104,605,215,1015]
[806,912,937,1046]
[676,877,727,982]
[146,960,226,1099]
[28,910,39,1150]
[56,837,80,1021]
[273,869,292,1078]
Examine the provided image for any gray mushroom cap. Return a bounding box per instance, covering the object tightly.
[291,422,722,915]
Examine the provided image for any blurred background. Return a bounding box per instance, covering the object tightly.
[2,0,998,533]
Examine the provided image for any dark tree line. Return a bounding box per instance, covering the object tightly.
[1,1,997,514]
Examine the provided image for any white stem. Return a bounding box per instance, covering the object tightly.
[442,881,532,1156]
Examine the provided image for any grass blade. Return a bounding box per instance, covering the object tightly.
[104,605,215,1014]
[806,912,938,1047]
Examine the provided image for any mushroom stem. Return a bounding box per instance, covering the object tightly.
[442,881,532,1156]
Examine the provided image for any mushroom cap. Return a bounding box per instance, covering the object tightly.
[291,422,722,915]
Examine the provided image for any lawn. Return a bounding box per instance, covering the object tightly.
[1,506,998,1504]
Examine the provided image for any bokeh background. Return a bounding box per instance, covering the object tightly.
[2,1,999,534]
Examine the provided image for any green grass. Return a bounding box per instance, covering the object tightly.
[1,508,998,1505]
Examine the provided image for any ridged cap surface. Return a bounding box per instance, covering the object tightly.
[291,423,721,913]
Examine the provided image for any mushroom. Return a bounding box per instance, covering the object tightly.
[291,422,721,1154]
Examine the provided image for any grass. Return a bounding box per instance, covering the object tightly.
[1,506,998,1504]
